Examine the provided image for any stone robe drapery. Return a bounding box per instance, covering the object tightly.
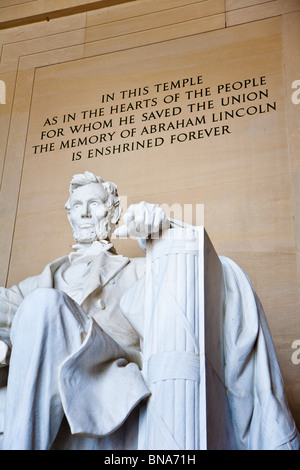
[0,235,299,449]
[122,230,300,450]
[0,242,149,448]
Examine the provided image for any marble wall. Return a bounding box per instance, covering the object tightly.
[0,0,300,427]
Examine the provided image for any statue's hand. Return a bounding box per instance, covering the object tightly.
[114,201,170,238]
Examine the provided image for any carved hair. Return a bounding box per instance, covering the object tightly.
[65,171,121,222]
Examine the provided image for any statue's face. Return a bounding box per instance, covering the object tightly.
[67,183,112,243]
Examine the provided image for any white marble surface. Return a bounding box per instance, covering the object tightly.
[0,171,298,450]
[136,227,236,450]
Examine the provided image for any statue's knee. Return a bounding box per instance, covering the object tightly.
[22,287,63,308]
[13,288,87,339]
[16,288,66,324]
[11,288,66,342]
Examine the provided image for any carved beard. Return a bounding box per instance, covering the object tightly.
[71,217,113,244]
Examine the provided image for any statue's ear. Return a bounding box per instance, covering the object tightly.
[110,202,122,225]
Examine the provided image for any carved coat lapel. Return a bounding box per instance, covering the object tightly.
[80,249,129,303]
[37,247,130,305]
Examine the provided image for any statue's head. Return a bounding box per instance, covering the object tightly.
[65,171,121,243]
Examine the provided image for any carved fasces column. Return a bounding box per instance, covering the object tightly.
[138,226,236,450]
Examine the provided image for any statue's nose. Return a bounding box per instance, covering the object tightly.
[81,203,91,218]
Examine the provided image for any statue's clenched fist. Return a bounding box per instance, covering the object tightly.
[114,201,170,238]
